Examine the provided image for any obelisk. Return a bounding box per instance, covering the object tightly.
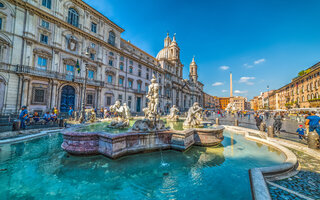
[230,72,233,97]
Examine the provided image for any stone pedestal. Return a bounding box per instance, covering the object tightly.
[12,120,21,131]
[234,119,239,126]
[216,118,219,125]
[267,126,274,138]
[308,131,319,149]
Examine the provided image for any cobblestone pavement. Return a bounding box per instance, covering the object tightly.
[268,148,320,200]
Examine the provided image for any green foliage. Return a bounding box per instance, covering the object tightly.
[298,69,311,77]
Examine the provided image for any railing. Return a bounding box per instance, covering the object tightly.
[0,63,104,87]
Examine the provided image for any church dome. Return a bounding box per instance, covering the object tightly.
[156,47,169,60]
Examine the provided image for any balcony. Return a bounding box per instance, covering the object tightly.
[0,63,104,87]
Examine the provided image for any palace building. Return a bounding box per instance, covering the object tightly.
[0,0,204,114]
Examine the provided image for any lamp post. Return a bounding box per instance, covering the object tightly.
[79,52,89,123]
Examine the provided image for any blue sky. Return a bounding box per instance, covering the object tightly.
[84,0,320,99]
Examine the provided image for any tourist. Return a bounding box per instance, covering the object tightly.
[53,107,59,116]
[68,106,74,120]
[33,112,40,123]
[51,112,57,122]
[255,114,263,130]
[19,106,28,129]
[296,125,305,140]
[100,108,104,119]
[273,113,282,134]
[305,111,320,136]
[43,111,51,123]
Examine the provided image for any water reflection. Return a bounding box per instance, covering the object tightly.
[0,131,285,200]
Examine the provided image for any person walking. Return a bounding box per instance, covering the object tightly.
[305,111,320,136]
[19,106,28,129]
[273,113,282,134]
[296,125,305,140]
[255,114,263,130]
[68,106,74,120]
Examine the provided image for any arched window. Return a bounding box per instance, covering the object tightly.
[302,96,305,102]
[68,8,79,27]
[311,94,314,99]
[0,2,4,8]
[108,31,115,46]
[316,93,319,99]
[307,94,310,100]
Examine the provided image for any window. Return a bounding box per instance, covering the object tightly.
[120,56,124,61]
[137,82,141,92]
[91,22,97,33]
[91,43,95,48]
[68,8,79,27]
[108,31,115,46]
[66,65,74,81]
[109,52,114,56]
[90,53,95,61]
[88,70,94,79]
[41,20,49,29]
[108,60,113,66]
[106,96,111,106]
[40,34,48,44]
[146,85,149,94]
[129,67,133,74]
[87,94,93,105]
[42,0,51,9]
[0,18,2,30]
[118,94,122,103]
[0,3,4,8]
[37,56,47,70]
[34,89,45,103]
[128,96,132,108]
[119,63,124,71]
[146,73,149,80]
[119,77,124,86]
[138,70,141,77]
[128,80,133,88]
[129,60,133,65]
[107,75,113,83]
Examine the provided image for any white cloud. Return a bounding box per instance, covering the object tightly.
[244,63,253,68]
[212,82,224,86]
[222,90,228,93]
[239,77,255,85]
[234,90,248,94]
[254,58,266,65]
[220,65,230,70]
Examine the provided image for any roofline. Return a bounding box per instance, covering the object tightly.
[121,38,157,62]
[78,0,125,33]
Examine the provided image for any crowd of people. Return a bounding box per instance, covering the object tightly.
[18,106,60,129]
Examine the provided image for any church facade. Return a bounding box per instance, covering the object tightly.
[0,0,203,114]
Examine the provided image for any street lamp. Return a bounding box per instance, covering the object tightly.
[79,51,89,123]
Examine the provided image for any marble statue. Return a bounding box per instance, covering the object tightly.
[89,108,96,123]
[108,100,130,128]
[167,105,179,121]
[183,102,203,128]
[132,75,168,132]
[225,102,237,112]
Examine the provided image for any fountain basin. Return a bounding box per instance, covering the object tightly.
[61,126,224,159]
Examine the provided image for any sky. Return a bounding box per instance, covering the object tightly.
[83,0,320,99]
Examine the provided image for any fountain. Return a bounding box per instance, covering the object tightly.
[61,75,225,158]
[167,105,179,122]
[183,102,204,128]
[108,100,130,129]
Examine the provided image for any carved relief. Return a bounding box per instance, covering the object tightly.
[63,58,76,66]
[33,48,52,57]
[66,35,78,51]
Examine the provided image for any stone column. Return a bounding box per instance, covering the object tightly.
[96,87,101,109]
[21,77,30,107]
[51,80,58,109]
